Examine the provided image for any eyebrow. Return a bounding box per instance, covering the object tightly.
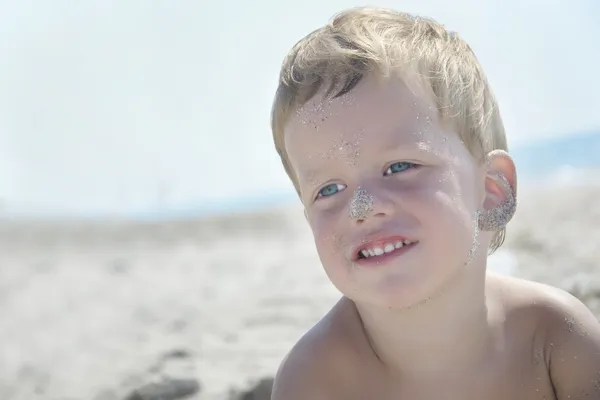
[412,140,437,154]
[379,138,439,158]
[301,168,330,188]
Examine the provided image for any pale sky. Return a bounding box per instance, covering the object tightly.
[1,0,599,217]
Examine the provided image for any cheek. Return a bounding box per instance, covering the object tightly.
[308,211,345,256]
[426,164,478,212]
[423,189,478,262]
[408,175,476,244]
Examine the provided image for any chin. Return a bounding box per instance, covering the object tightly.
[350,263,459,309]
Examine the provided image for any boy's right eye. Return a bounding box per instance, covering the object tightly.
[317,183,346,199]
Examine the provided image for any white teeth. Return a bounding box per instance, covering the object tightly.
[359,240,415,259]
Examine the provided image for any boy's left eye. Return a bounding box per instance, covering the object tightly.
[384,162,417,175]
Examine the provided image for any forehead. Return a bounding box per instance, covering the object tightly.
[283,76,441,171]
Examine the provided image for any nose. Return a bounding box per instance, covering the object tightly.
[348,185,394,223]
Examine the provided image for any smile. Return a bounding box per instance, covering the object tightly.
[356,237,417,260]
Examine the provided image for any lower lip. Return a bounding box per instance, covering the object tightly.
[354,242,417,267]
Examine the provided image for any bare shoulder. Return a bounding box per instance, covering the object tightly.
[490,273,600,398]
[271,297,369,400]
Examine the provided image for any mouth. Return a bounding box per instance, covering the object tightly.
[354,236,418,261]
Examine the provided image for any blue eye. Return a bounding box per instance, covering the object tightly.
[385,162,416,175]
[317,183,345,198]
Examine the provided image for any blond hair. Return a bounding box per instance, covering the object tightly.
[271,7,508,253]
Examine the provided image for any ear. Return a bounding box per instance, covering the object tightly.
[482,150,517,212]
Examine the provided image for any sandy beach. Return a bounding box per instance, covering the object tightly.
[1,183,599,400]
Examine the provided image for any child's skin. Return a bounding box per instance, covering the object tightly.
[272,75,600,399]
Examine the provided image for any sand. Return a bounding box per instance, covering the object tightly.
[1,184,599,400]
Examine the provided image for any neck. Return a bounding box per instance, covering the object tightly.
[355,260,499,377]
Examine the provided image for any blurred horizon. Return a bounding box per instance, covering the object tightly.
[3,128,599,221]
[2,0,599,219]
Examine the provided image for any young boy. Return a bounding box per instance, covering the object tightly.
[269,6,600,400]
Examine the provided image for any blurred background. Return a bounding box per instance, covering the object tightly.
[1,1,599,399]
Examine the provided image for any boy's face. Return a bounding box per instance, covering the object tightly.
[284,76,486,308]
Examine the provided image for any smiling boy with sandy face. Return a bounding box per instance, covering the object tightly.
[270,7,600,399]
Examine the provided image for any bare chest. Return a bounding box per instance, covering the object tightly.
[342,357,556,400]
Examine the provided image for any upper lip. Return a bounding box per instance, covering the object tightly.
[351,233,416,260]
